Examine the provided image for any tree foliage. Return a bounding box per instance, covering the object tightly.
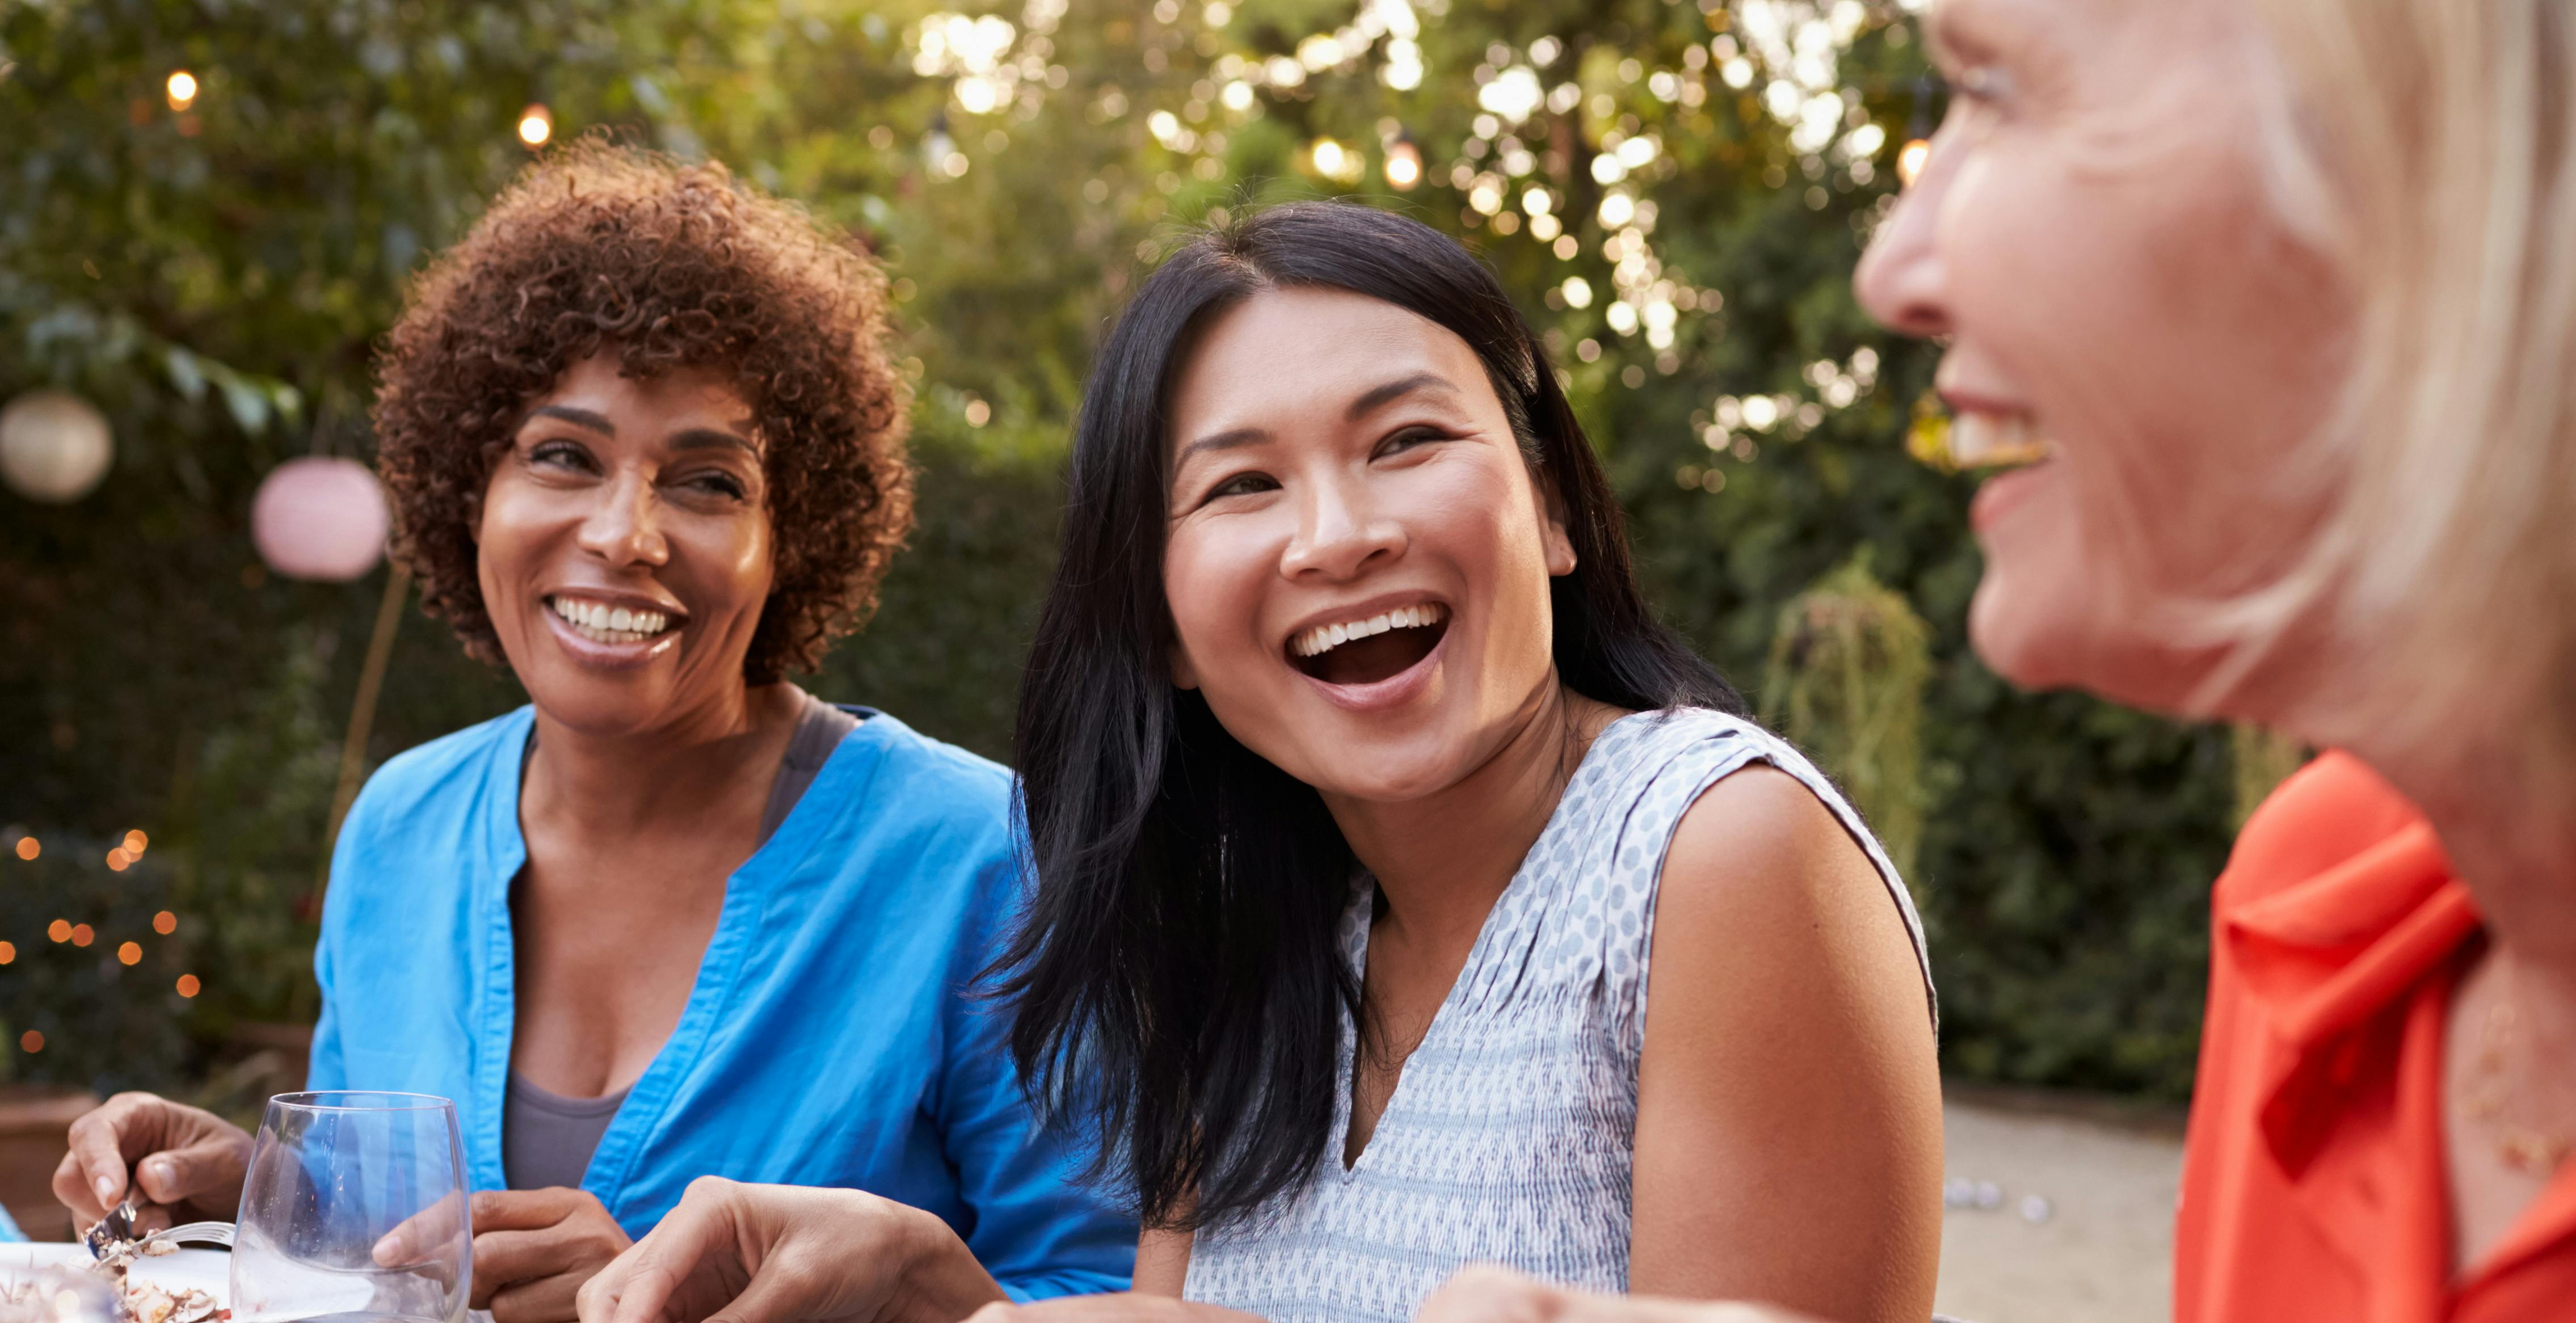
[1,0,2233,1099]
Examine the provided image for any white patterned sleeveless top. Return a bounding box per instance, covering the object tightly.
[1181,707,1934,1322]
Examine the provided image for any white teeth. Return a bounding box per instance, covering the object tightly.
[1950,414,2057,470]
[549,597,676,646]
[1290,602,1449,659]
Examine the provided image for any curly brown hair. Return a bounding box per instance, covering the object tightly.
[374,139,914,682]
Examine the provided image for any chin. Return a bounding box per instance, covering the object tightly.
[1293,729,1473,806]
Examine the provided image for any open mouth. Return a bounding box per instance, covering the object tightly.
[548,595,683,646]
[1289,602,1450,687]
[1948,412,2057,471]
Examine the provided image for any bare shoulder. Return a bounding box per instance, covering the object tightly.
[1647,760,1932,1040]
[1660,764,1892,933]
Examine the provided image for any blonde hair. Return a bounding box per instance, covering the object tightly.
[2236,0,2576,782]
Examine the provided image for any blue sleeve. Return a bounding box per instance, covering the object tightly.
[0,1198,24,1242]
[938,859,1137,1301]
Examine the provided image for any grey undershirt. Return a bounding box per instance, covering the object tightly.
[500,689,861,1191]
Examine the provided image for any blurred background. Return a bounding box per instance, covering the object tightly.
[1,1,2268,1311]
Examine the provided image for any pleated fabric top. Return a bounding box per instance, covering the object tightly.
[1182,707,1933,1322]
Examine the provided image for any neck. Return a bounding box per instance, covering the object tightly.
[1323,679,1624,948]
[524,680,798,836]
[2364,737,2576,1006]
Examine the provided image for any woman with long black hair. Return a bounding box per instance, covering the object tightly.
[574,203,1941,1323]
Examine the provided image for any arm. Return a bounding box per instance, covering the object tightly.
[1628,766,1943,1322]
[935,865,1139,1301]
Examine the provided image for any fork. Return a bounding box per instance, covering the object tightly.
[85,1199,237,1258]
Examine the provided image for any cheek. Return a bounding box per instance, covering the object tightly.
[1162,520,1279,674]
[1951,143,2334,601]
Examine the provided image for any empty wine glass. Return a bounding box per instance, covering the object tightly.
[230,1093,470,1323]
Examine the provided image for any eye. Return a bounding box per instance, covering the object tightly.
[1372,425,1450,460]
[682,469,751,500]
[1205,470,1281,502]
[528,439,599,473]
[1945,64,2014,108]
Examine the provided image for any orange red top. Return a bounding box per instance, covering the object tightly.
[2175,752,2576,1322]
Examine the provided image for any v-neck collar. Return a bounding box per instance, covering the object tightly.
[1331,711,1661,1175]
[464,705,890,1210]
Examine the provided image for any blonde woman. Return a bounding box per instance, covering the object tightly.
[1417,0,2576,1320]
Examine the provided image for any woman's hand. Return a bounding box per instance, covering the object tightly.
[961,1295,1260,1322]
[575,1177,1006,1323]
[51,1092,254,1231]
[447,1189,635,1323]
[1413,1268,1816,1323]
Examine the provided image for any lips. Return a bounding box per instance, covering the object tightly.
[542,592,686,666]
[1278,595,1454,709]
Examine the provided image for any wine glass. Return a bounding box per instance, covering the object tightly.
[230,1093,470,1323]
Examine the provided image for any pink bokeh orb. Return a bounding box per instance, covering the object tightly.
[252,457,389,582]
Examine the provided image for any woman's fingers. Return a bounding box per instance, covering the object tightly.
[487,1270,587,1323]
[1414,1270,1801,1323]
[52,1094,252,1226]
[1414,1268,1567,1323]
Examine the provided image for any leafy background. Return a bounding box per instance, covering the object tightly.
[1,0,2235,1102]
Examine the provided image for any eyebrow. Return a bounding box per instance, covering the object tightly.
[669,427,760,457]
[528,407,756,456]
[1173,372,1463,466]
[531,405,614,435]
[1346,371,1458,419]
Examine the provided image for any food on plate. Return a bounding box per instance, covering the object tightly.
[74,1214,225,1323]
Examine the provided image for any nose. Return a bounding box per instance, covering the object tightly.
[1854,134,1956,339]
[1279,470,1404,583]
[575,468,670,569]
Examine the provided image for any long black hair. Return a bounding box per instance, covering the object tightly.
[999,201,1743,1231]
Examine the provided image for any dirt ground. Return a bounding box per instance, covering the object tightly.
[1934,1090,2187,1323]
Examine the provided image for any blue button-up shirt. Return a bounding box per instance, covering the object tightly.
[312,705,1133,1300]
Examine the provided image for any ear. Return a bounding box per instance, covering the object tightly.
[1168,635,1202,691]
[1538,472,1577,578]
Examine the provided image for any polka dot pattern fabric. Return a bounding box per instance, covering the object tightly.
[1182,707,1933,1322]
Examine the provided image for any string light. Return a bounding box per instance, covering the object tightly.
[124,829,148,854]
[106,848,130,872]
[175,975,201,998]
[47,920,70,943]
[0,941,14,964]
[71,924,95,947]
[517,103,553,149]
[154,911,177,935]
[117,942,142,966]
[18,1031,41,1054]
[165,70,197,112]
[12,836,34,861]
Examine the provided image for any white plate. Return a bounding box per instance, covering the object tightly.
[0,1244,231,1307]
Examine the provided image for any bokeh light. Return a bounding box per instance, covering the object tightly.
[1383,140,1422,191]
[154,911,178,935]
[124,829,149,854]
[165,70,197,112]
[175,975,201,998]
[117,941,142,966]
[70,923,95,947]
[1898,137,1930,187]
[47,919,70,943]
[18,1031,41,1054]
[12,836,35,861]
[517,103,553,148]
[0,941,14,964]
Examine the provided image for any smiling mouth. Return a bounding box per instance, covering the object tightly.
[1949,412,2058,470]
[1289,603,1450,686]
[548,595,682,646]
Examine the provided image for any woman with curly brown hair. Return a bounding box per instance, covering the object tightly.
[51,142,1136,1320]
